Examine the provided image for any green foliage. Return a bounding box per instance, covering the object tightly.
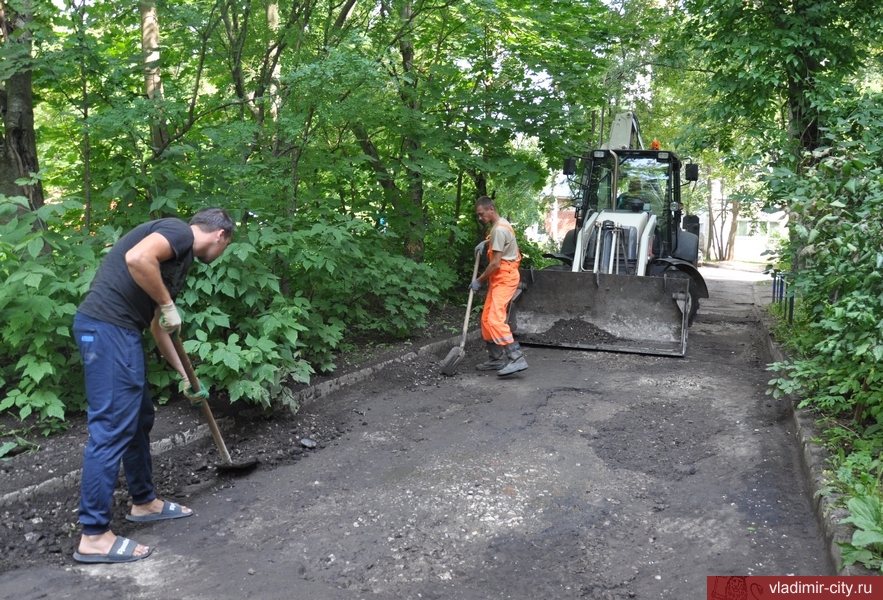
[765,94,883,570]
[680,0,883,159]
[0,441,16,459]
[831,430,883,499]
[0,436,40,460]
[767,96,883,425]
[839,492,883,572]
[1,1,669,431]
[0,196,94,429]
[253,212,441,339]
[1,196,444,421]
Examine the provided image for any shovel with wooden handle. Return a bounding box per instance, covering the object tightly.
[440,251,482,376]
[170,335,258,472]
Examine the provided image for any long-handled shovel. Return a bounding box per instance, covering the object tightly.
[440,251,482,376]
[170,335,258,473]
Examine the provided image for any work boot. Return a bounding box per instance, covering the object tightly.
[476,342,507,371]
[497,342,528,376]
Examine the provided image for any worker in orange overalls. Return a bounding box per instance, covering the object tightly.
[471,196,528,376]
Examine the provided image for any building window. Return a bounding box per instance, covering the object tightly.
[736,220,769,237]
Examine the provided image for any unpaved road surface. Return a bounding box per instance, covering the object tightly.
[1,266,832,598]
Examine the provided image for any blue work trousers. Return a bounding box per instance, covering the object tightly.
[73,312,156,535]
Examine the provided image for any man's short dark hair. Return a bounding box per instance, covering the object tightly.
[190,207,236,238]
[475,196,495,210]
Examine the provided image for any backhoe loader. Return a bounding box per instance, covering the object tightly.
[512,112,708,357]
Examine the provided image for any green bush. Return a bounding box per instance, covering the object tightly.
[1,197,445,426]
[839,493,883,573]
[766,95,883,571]
[767,98,883,426]
[0,197,95,432]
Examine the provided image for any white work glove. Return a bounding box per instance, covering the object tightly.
[159,302,182,334]
[474,240,487,256]
[469,279,484,293]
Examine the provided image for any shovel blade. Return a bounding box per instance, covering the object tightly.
[216,459,259,473]
[440,346,465,376]
[513,269,690,357]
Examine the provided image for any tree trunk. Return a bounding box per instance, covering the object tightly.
[140,1,170,153]
[468,169,488,199]
[0,3,44,212]
[449,171,463,247]
[66,3,94,229]
[266,2,282,150]
[725,198,740,261]
[703,193,714,260]
[81,67,92,229]
[394,0,426,262]
[706,179,720,260]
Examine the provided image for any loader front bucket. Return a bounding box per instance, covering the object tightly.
[512,269,691,357]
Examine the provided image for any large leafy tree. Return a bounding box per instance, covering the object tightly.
[680,0,883,164]
[2,0,636,423]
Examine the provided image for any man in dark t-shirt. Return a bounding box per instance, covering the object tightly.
[71,207,235,564]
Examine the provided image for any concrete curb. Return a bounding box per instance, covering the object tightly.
[0,419,231,509]
[0,331,477,509]
[753,284,870,576]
